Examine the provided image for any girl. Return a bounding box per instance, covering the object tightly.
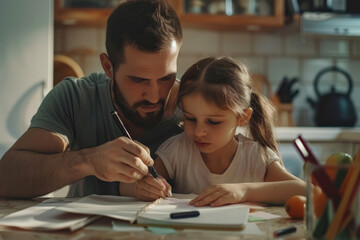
[120,57,306,206]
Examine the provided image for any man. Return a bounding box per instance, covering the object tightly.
[0,0,183,198]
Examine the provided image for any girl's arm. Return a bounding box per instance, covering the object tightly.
[249,160,306,203]
[119,156,172,201]
[190,161,306,207]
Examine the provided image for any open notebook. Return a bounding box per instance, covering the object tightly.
[57,194,250,230]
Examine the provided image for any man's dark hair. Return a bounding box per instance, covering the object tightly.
[106,0,183,69]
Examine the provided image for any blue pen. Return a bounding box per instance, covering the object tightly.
[273,226,296,238]
[170,210,200,219]
[111,110,159,179]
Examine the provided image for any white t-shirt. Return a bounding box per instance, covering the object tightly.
[156,132,281,194]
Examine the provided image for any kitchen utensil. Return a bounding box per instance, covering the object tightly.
[307,66,357,127]
[276,76,299,103]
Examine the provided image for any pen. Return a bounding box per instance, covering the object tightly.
[170,210,200,219]
[111,111,131,140]
[293,135,341,208]
[111,111,159,179]
[273,226,296,238]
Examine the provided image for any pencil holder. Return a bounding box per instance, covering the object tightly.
[305,163,360,239]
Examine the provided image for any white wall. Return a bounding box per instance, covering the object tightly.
[0,0,54,157]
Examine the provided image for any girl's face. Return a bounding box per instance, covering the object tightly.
[182,93,239,154]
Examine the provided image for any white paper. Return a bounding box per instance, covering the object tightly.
[137,197,249,229]
[0,198,99,231]
[58,194,250,229]
[57,195,147,223]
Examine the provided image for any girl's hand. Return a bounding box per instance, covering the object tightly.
[135,176,172,201]
[190,184,249,207]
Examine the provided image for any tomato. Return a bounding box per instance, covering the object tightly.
[285,195,306,220]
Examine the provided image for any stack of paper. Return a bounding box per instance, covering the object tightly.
[0,198,99,231]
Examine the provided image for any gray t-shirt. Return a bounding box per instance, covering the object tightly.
[30,72,183,197]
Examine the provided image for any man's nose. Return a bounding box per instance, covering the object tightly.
[144,82,160,103]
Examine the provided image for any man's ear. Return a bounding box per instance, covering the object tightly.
[100,53,113,79]
[238,108,253,126]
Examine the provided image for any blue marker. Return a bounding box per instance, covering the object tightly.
[170,210,200,219]
[273,226,296,238]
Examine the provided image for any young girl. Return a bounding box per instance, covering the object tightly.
[120,57,306,206]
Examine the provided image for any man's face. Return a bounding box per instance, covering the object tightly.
[113,41,180,128]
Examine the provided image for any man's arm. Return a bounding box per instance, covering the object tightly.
[0,128,88,198]
[0,128,153,198]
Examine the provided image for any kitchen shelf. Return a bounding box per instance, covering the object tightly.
[54,0,111,27]
[171,0,285,31]
[54,0,286,31]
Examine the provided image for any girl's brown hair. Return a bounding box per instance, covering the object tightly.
[178,57,279,155]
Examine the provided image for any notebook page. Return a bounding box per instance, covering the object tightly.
[137,196,249,229]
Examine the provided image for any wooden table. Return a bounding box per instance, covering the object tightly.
[0,198,306,240]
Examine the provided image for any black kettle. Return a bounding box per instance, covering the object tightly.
[307,66,357,127]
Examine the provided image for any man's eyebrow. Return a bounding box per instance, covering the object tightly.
[127,75,148,81]
[159,73,176,80]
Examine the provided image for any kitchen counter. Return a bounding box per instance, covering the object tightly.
[272,127,360,165]
[274,127,360,142]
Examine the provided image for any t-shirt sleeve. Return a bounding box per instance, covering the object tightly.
[30,77,81,145]
[265,147,282,167]
[250,144,282,181]
[155,133,185,180]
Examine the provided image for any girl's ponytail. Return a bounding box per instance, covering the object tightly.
[249,92,279,155]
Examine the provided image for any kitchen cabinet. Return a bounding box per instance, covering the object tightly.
[54,0,112,27]
[54,0,285,31]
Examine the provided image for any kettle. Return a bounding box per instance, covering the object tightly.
[307,66,357,127]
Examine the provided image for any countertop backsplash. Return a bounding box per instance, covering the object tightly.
[54,25,360,128]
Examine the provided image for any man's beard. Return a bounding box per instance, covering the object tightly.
[112,80,165,129]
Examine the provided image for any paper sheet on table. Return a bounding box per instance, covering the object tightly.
[58,194,253,230]
[57,195,147,222]
[0,198,99,231]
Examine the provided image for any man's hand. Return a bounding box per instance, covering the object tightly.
[86,136,154,183]
[190,184,249,207]
[135,176,172,201]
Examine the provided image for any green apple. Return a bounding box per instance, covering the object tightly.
[325,152,353,187]
[326,152,353,165]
